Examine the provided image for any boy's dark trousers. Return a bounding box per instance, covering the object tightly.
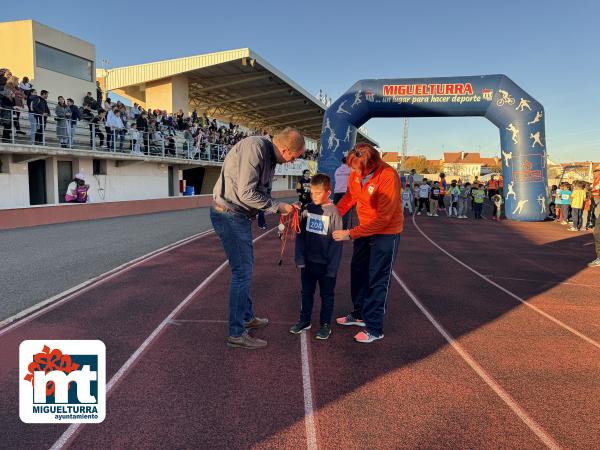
[300,262,336,326]
[571,207,583,230]
[473,202,483,218]
[350,234,400,336]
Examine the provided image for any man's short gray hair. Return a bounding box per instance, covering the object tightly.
[273,127,305,153]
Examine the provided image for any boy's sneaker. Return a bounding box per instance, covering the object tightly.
[568,227,578,231]
[289,321,311,334]
[354,331,384,343]
[316,324,331,340]
[427,212,432,216]
[336,314,365,327]
[433,213,439,217]
[588,258,600,268]
[561,221,568,225]
[416,211,421,215]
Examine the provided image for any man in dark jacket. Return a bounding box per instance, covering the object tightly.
[211,127,304,349]
[83,92,97,110]
[32,90,50,144]
[67,98,81,147]
[136,112,149,153]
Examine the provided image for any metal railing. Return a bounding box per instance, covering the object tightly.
[0,106,233,163]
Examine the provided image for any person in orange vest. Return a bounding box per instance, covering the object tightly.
[333,143,403,343]
[487,175,500,201]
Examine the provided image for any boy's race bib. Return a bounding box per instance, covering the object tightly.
[561,194,570,200]
[306,213,330,236]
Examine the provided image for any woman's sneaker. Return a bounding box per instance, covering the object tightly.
[354,331,384,343]
[335,314,365,327]
[588,258,600,268]
[289,321,311,334]
[316,324,331,340]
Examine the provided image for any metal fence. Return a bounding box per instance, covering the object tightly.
[0,106,232,163]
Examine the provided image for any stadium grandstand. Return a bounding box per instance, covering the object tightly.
[0,20,376,210]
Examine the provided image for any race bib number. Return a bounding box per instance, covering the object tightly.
[561,194,569,200]
[306,213,329,236]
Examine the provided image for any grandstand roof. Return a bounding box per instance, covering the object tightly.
[97,48,377,145]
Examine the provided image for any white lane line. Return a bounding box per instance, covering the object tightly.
[411,215,600,352]
[392,272,561,450]
[301,332,318,450]
[170,319,296,325]
[483,275,600,289]
[49,229,273,450]
[0,229,214,336]
[583,242,594,246]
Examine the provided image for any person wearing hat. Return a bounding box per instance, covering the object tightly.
[65,173,89,203]
[589,168,600,267]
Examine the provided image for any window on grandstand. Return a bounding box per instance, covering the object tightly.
[35,42,93,82]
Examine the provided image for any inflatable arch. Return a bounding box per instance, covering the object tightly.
[318,75,548,221]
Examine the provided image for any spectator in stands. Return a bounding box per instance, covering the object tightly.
[103,96,112,112]
[131,103,141,119]
[83,91,97,110]
[0,68,11,90]
[0,79,15,143]
[33,89,50,144]
[55,96,71,148]
[129,122,141,154]
[11,77,26,136]
[136,111,149,153]
[91,109,106,148]
[26,88,38,144]
[96,81,103,107]
[106,107,124,150]
[18,76,33,97]
[66,98,81,147]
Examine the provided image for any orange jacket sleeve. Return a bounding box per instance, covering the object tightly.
[349,169,400,239]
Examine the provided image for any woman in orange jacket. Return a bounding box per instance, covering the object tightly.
[333,143,403,343]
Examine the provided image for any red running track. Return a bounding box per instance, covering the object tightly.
[0,211,599,449]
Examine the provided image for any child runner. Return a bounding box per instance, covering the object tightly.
[549,185,558,219]
[458,182,471,219]
[559,183,572,225]
[417,181,431,215]
[292,174,343,340]
[569,181,585,231]
[402,183,413,214]
[491,193,503,221]
[438,172,447,212]
[582,183,592,230]
[472,183,486,219]
[448,180,460,217]
[428,181,441,216]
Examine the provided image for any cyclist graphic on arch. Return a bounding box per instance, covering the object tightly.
[496,89,515,106]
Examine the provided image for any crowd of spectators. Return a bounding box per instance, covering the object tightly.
[1,66,321,160]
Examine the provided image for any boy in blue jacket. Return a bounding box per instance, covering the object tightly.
[291,174,343,340]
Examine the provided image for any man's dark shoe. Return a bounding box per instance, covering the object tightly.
[244,316,269,330]
[289,321,311,334]
[316,324,331,340]
[227,331,267,349]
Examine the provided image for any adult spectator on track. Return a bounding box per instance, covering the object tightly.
[211,127,305,349]
[332,143,403,343]
[589,168,600,267]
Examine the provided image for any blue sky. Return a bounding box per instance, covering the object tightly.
[3,0,598,161]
